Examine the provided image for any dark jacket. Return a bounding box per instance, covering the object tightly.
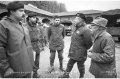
[0,17,34,77]
[47,24,65,50]
[68,26,92,61]
[89,30,117,78]
[27,22,41,53]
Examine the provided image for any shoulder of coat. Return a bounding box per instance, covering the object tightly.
[25,22,33,31]
[77,26,86,33]
[60,24,64,27]
[82,25,91,33]
[0,18,9,28]
[102,31,112,39]
[76,25,90,35]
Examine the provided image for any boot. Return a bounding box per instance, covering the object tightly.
[48,57,55,73]
[47,66,54,73]
[79,74,84,78]
[59,67,65,72]
[58,72,70,78]
[79,70,85,78]
[59,59,65,72]
[33,72,40,78]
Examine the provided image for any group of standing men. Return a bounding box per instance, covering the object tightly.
[0,1,117,78]
[0,1,46,78]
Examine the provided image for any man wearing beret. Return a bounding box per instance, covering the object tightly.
[59,13,92,78]
[88,17,117,78]
[26,13,41,78]
[0,1,34,78]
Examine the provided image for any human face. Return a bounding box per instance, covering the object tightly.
[91,24,99,33]
[74,17,84,26]
[29,16,37,23]
[54,18,60,25]
[12,8,25,21]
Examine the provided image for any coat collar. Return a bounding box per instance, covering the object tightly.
[4,17,23,26]
[99,30,106,36]
[27,21,36,27]
[75,24,86,31]
[4,17,17,24]
[94,30,106,42]
[53,23,61,27]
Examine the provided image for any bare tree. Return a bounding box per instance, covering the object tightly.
[21,1,67,13]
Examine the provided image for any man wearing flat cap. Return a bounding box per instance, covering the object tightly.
[88,17,117,78]
[0,1,34,78]
[59,13,92,78]
[26,12,41,78]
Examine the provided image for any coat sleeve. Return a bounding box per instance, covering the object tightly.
[62,26,66,39]
[83,29,93,49]
[91,36,115,63]
[47,27,51,41]
[0,23,11,74]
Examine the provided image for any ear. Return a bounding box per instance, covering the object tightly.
[96,26,100,30]
[11,10,16,15]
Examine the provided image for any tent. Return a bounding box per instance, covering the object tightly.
[42,18,50,23]
[101,9,120,27]
[61,20,72,26]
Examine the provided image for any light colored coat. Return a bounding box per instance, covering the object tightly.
[89,30,117,78]
[0,17,34,77]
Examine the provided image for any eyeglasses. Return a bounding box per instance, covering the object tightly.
[91,24,100,27]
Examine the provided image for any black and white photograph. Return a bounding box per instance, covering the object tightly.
[0,0,120,78]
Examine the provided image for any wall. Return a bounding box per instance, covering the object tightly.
[60,13,101,23]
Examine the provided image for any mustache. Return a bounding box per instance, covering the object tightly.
[22,15,25,18]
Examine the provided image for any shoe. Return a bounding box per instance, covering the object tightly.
[59,60,65,72]
[47,66,54,73]
[79,70,85,78]
[79,76,84,78]
[79,73,84,78]
[59,67,65,72]
[33,72,40,78]
[58,73,69,78]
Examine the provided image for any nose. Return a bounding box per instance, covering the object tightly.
[89,25,92,29]
[73,20,77,24]
[74,18,77,23]
[22,12,26,17]
[23,12,26,15]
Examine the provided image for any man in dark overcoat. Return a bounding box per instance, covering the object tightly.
[59,13,92,78]
[0,1,34,78]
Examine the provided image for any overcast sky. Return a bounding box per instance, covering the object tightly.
[56,0,120,11]
[3,0,120,11]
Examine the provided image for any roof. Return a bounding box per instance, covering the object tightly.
[61,20,72,26]
[54,10,103,16]
[0,8,7,14]
[102,9,120,15]
[0,1,54,17]
[0,1,10,5]
[24,4,54,16]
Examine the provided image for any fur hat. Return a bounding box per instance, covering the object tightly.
[91,17,108,28]
[7,1,24,11]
